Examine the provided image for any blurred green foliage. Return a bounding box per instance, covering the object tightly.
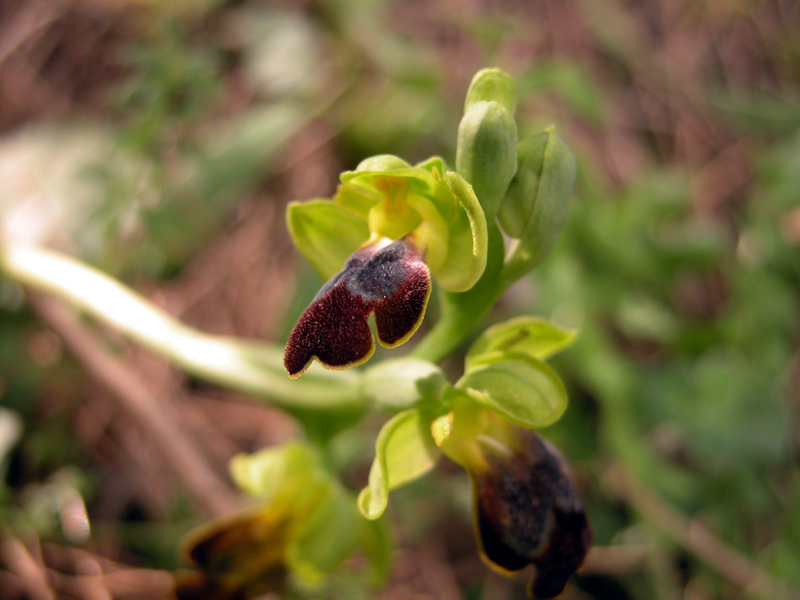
[1,1,799,599]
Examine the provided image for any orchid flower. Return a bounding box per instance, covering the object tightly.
[284,155,487,378]
[357,317,591,598]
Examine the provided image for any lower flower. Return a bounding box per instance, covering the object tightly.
[364,392,592,598]
[175,443,375,599]
[429,396,590,599]
[471,426,592,599]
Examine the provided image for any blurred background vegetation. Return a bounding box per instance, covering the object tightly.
[1,0,799,599]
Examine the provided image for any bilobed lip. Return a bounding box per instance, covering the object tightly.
[284,237,431,378]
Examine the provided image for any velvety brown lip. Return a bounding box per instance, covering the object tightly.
[284,238,430,378]
[473,428,591,599]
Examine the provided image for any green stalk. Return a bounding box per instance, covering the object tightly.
[0,244,363,411]
[412,222,507,363]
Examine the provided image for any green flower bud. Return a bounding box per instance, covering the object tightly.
[499,127,576,282]
[464,67,516,113]
[456,101,518,220]
[456,69,518,219]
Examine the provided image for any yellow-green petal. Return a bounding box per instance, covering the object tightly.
[358,409,440,520]
[433,171,488,292]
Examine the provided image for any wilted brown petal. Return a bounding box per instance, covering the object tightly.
[175,508,290,600]
[472,428,591,599]
[284,238,430,377]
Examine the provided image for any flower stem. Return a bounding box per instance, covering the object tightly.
[0,243,364,411]
[412,222,507,363]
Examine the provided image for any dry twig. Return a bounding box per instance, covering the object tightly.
[0,536,56,600]
[604,462,800,600]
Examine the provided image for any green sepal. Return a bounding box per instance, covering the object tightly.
[456,100,518,220]
[286,199,370,280]
[355,154,412,173]
[337,162,487,292]
[361,358,449,412]
[358,409,440,520]
[500,127,576,282]
[456,352,568,429]
[464,68,516,113]
[229,441,317,500]
[466,316,576,372]
[436,170,488,291]
[288,483,359,587]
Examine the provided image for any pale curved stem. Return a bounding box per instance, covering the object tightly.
[0,243,363,411]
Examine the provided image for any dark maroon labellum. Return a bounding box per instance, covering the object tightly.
[284,238,430,377]
[473,429,591,599]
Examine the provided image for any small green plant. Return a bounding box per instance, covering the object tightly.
[0,68,587,599]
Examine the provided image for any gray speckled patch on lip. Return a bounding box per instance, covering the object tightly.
[346,240,414,302]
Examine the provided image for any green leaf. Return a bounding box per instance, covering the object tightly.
[500,127,576,282]
[0,244,364,412]
[456,353,568,429]
[358,409,440,519]
[286,199,370,279]
[466,316,576,371]
[361,358,449,412]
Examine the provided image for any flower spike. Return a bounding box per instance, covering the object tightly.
[284,238,431,378]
